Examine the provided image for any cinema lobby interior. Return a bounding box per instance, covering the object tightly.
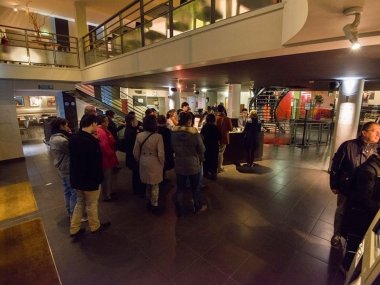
[1,0,380,284]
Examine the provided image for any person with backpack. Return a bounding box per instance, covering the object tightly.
[329,122,380,250]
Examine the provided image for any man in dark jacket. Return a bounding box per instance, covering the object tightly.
[329,121,380,247]
[105,110,125,141]
[340,151,380,270]
[69,114,110,237]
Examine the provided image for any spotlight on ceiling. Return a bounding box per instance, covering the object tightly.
[13,5,19,12]
[343,6,363,50]
[328,81,341,91]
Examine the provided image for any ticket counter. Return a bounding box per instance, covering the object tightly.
[223,131,264,165]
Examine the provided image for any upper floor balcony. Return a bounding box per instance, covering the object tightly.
[82,0,282,66]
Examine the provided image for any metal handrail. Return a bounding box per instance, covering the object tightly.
[82,0,282,66]
[0,24,79,67]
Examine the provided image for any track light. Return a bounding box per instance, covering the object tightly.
[343,7,362,50]
[13,5,19,12]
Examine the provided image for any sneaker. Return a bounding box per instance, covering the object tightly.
[70,228,85,238]
[331,234,342,248]
[92,222,111,234]
[194,204,208,214]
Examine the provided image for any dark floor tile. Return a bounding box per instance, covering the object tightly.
[149,241,200,279]
[311,220,334,242]
[203,239,251,276]
[279,252,336,285]
[180,225,222,255]
[174,257,229,285]
[301,234,343,265]
[231,253,284,285]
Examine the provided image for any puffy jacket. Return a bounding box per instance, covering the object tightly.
[171,126,205,175]
[330,138,378,195]
[49,132,70,177]
[69,130,103,191]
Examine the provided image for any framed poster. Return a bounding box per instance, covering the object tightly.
[29,96,41,107]
[14,96,24,107]
[46,96,56,107]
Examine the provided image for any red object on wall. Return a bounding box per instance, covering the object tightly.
[276,92,292,121]
[121,99,128,114]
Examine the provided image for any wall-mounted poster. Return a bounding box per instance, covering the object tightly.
[46,96,56,107]
[29,96,41,107]
[14,96,24,107]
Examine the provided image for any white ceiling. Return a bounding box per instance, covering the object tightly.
[0,0,134,25]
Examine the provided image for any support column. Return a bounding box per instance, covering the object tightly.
[228,84,241,118]
[330,79,364,158]
[74,1,88,68]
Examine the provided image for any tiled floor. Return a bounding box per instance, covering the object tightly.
[1,140,346,285]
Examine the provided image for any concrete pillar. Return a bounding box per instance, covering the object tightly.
[74,1,88,68]
[228,84,241,118]
[0,80,24,161]
[330,78,364,157]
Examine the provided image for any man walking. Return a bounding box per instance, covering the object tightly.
[329,121,380,247]
[69,114,110,238]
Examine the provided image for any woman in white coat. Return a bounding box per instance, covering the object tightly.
[133,115,165,213]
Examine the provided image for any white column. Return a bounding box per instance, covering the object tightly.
[0,80,24,161]
[228,84,241,118]
[330,78,364,157]
[74,1,88,68]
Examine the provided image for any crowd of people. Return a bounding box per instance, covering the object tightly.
[48,101,380,273]
[49,102,262,239]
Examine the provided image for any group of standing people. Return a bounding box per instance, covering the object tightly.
[49,102,263,238]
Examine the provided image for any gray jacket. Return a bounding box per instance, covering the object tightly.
[171,126,205,175]
[49,132,70,177]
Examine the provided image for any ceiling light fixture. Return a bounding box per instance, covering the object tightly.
[343,6,363,50]
[13,5,19,12]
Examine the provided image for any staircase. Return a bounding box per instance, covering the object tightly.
[249,87,289,133]
[75,84,146,121]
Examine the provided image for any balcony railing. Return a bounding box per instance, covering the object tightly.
[83,0,281,66]
[0,25,79,68]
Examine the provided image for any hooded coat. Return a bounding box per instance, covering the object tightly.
[171,126,205,175]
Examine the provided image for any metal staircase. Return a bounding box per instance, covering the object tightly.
[75,84,146,121]
[248,87,289,133]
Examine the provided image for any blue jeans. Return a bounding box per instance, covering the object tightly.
[62,176,77,216]
[176,173,201,214]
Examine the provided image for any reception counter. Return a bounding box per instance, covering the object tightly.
[223,131,264,165]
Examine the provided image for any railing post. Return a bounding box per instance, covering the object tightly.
[119,13,124,53]
[77,38,81,67]
[25,30,31,65]
[211,0,216,23]
[139,0,145,47]
[168,0,174,38]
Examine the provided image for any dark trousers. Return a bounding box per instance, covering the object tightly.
[203,149,218,175]
[132,168,145,197]
[245,147,256,166]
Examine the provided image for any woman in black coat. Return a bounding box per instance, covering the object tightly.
[201,113,220,180]
[243,110,261,167]
[157,115,174,180]
[124,113,145,197]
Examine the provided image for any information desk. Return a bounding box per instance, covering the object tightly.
[223,131,264,165]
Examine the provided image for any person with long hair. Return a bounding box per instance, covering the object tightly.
[133,115,165,213]
[242,110,261,167]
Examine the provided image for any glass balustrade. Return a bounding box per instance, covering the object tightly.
[83,0,281,66]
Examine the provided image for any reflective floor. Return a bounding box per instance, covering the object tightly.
[0,140,345,285]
